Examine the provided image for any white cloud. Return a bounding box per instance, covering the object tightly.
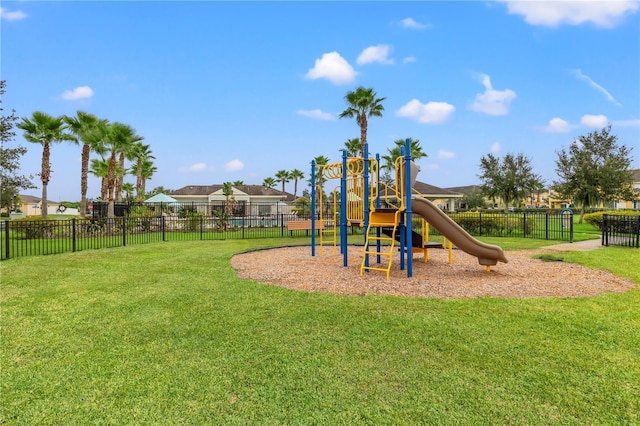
[438,150,455,160]
[357,45,394,65]
[498,0,639,28]
[544,117,572,133]
[399,17,429,30]
[421,163,440,171]
[305,52,357,85]
[0,7,27,21]
[469,73,516,116]
[403,56,417,64]
[225,159,244,172]
[179,162,214,173]
[581,114,609,128]
[60,86,94,101]
[396,99,455,124]
[613,118,640,127]
[490,142,502,153]
[571,69,622,106]
[295,109,333,120]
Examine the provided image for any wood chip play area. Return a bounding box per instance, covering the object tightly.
[231,245,636,299]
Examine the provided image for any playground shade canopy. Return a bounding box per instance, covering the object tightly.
[144,193,179,204]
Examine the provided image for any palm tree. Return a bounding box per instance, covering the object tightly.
[130,142,154,201]
[275,169,291,194]
[89,158,110,200]
[232,180,244,186]
[344,138,361,157]
[381,137,427,171]
[339,86,386,157]
[222,182,237,220]
[17,112,72,219]
[115,133,143,202]
[104,122,140,218]
[121,182,135,202]
[289,168,305,199]
[64,111,106,217]
[262,177,277,188]
[139,159,157,197]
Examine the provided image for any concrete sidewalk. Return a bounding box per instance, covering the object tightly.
[541,238,602,251]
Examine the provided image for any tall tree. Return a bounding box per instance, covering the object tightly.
[17,112,72,219]
[139,159,157,197]
[222,181,237,221]
[554,125,634,222]
[89,158,110,200]
[0,81,35,211]
[262,177,277,188]
[275,169,291,193]
[339,86,386,157]
[289,168,305,198]
[381,137,427,172]
[121,182,135,202]
[478,152,544,212]
[64,111,106,217]
[103,122,139,219]
[115,132,143,202]
[130,142,154,201]
[344,138,361,157]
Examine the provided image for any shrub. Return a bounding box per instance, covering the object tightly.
[584,210,640,230]
[12,217,55,239]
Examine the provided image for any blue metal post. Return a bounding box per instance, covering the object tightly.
[340,150,348,266]
[375,153,381,265]
[405,138,413,277]
[363,143,370,269]
[311,160,316,257]
[399,145,406,271]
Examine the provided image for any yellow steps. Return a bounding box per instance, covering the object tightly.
[360,209,402,279]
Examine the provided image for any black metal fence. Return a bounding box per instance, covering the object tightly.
[601,214,640,248]
[1,208,579,260]
[426,210,574,241]
[1,214,314,260]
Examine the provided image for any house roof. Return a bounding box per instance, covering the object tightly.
[170,184,296,202]
[632,168,640,183]
[19,194,41,204]
[444,185,482,194]
[144,193,179,204]
[413,181,462,198]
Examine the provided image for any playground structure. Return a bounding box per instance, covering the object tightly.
[310,139,508,278]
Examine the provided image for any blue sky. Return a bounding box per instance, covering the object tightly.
[2,1,639,201]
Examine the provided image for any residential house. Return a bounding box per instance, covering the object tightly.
[413,181,463,212]
[545,168,640,209]
[170,185,296,216]
[14,194,63,216]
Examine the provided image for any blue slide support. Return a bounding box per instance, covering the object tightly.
[310,159,316,257]
[340,150,348,266]
[404,138,413,277]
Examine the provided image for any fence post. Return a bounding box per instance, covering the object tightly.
[242,215,245,239]
[602,214,608,246]
[200,216,203,240]
[635,216,640,249]
[545,213,549,240]
[122,217,127,247]
[4,220,9,259]
[280,213,284,237]
[162,215,166,242]
[72,218,77,252]
[523,212,527,239]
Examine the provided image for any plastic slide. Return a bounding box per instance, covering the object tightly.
[411,197,508,266]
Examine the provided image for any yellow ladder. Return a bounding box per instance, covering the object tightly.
[360,209,401,279]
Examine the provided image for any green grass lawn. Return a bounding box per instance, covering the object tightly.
[1,238,639,425]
